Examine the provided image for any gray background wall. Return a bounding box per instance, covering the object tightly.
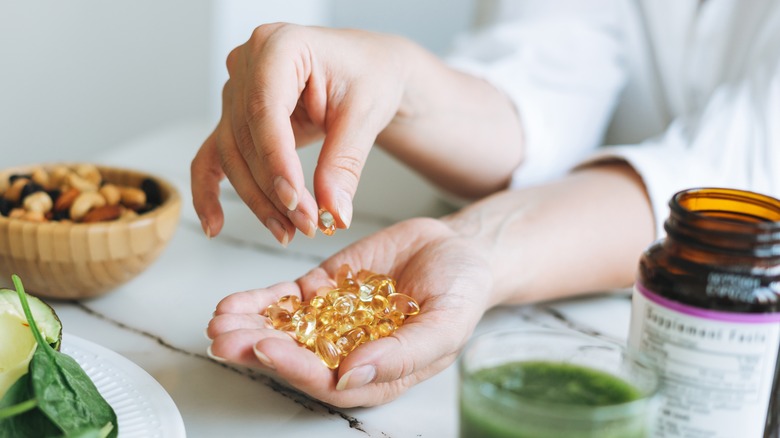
[1,0,475,166]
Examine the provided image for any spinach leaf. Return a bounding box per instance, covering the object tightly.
[0,374,60,438]
[12,275,118,438]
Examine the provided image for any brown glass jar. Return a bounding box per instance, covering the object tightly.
[628,188,780,438]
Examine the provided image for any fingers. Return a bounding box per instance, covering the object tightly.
[207,313,270,340]
[213,282,303,315]
[216,81,298,246]
[236,34,319,239]
[234,68,319,238]
[252,337,335,389]
[313,97,385,230]
[208,328,292,368]
[191,130,226,238]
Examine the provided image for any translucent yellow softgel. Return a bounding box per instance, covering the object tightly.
[263,264,420,369]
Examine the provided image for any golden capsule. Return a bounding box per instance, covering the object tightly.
[315,285,333,297]
[326,288,353,304]
[388,310,405,326]
[277,295,301,313]
[335,264,357,287]
[291,304,317,327]
[309,295,328,310]
[304,336,317,351]
[320,325,341,342]
[375,318,397,338]
[387,293,420,316]
[368,277,396,297]
[315,335,341,369]
[368,295,390,316]
[318,208,336,236]
[335,327,368,356]
[294,313,318,346]
[352,309,374,326]
[356,269,377,283]
[336,316,355,334]
[333,294,357,316]
[265,304,293,330]
[365,324,382,341]
[261,264,421,370]
[358,283,375,302]
[317,307,338,326]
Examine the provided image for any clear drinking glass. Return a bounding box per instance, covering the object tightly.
[458,328,660,438]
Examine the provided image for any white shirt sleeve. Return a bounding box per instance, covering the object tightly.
[581,56,780,238]
[445,0,630,187]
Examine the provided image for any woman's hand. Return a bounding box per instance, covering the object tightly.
[191,23,413,245]
[206,217,493,407]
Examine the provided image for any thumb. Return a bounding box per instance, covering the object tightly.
[335,314,465,391]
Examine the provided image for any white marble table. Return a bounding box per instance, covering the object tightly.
[43,122,636,437]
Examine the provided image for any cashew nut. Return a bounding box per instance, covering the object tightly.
[4,178,29,203]
[23,191,53,214]
[120,187,146,209]
[65,172,98,193]
[99,184,121,206]
[70,192,106,221]
[75,164,102,187]
[49,166,70,188]
[31,167,50,189]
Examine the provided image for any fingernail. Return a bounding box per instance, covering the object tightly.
[336,364,376,391]
[199,215,212,239]
[287,210,316,238]
[253,344,276,370]
[204,328,212,341]
[266,217,290,247]
[274,176,298,211]
[337,192,353,228]
[206,345,226,363]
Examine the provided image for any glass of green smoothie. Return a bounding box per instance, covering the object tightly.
[458,328,660,438]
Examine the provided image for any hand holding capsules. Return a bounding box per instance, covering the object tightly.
[206,217,493,407]
[205,164,655,407]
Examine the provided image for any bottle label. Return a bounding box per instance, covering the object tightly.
[629,282,780,438]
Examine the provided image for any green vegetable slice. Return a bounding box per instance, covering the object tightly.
[0,275,118,438]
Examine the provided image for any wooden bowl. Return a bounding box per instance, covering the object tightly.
[0,164,181,299]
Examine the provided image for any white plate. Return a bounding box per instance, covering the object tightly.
[61,333,186,438]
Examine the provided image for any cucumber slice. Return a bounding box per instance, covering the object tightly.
[0,289,62,398]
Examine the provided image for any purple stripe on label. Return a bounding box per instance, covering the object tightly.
[635,282,780,323]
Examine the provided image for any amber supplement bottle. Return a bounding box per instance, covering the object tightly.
[629,188,780,438]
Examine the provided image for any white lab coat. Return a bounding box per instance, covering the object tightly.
[447,0,780,238]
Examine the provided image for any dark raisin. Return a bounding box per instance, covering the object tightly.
[9,174,32,184]
[20,182,45,201]
[136,204,157,215]
[51,209,70,221]
[0,198,11,216]
[47,188,62,204]
[141,178,163,205]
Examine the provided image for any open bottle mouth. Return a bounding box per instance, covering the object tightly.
[665,187,780,256]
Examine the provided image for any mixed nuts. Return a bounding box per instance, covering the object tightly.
[0,164,162,223]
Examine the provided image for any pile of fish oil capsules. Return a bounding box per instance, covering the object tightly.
[263,264,420,370]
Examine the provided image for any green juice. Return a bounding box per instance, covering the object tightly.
[459,361,649,438]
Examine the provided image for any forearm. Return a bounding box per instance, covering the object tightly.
[376,38,524,199]
[443,162,655,306]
